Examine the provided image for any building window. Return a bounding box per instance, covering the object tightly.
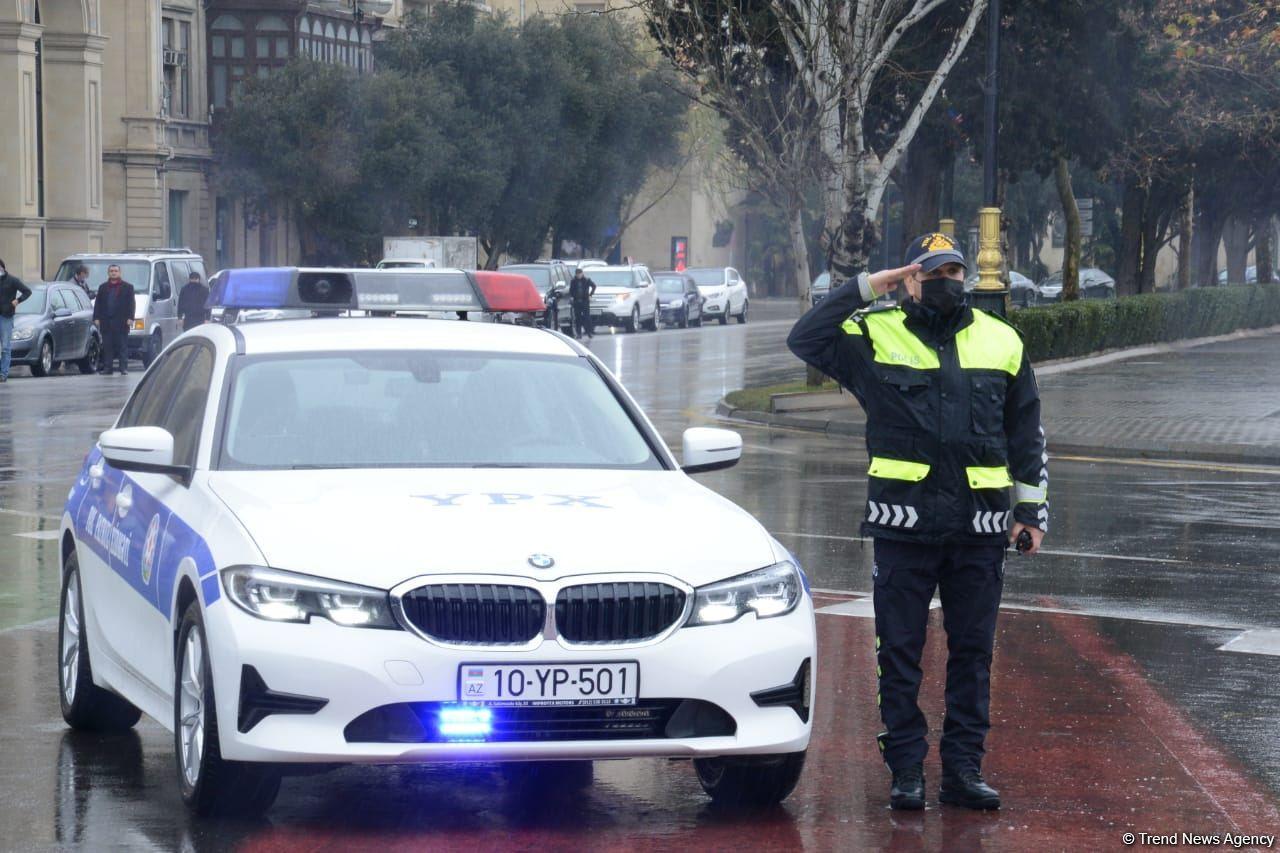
[216,197,231,269]
[210,15,245,108]
[163,17,191,118]
[168,190,187,247]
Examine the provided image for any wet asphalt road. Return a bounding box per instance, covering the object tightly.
[1,301,1278,851]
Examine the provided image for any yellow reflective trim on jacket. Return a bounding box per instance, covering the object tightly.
[966,465,1013,489]
[864,311,940,369]
[840,317,863,335]
[956,310,1023,375]
[869,457,932,482]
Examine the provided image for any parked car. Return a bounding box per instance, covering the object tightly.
[376,259,437,270]
[685,267,749,324]
[963,270,1039,307]
[587,264,659,332]
[810,272,830,306]
[1037,268,1116,303]
[500,262,573,332]
[1217,265,1280,285]
[9,282,101,376]
[653,271,703,328]
[55,249,207,367]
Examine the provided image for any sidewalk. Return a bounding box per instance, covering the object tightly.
[720,330,1280,465]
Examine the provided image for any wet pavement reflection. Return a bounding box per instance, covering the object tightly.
[1,303,1278,850]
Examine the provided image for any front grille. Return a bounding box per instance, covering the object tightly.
[344,699,735,743]
[399,584,545,645]
[555,582,686,644]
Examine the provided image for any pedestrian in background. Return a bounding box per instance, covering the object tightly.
[569,268,596,340]
[787,233,1049,812]
[178,270,210,332]
[93,264,136,376]
[0,258,33,383]
[70,264,92,297]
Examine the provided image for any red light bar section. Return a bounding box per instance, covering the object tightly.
[472,271,545,314]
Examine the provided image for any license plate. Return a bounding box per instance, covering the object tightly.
[458,662,639,707]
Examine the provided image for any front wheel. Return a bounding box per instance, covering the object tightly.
[78,337,100,374]
[736,299,749,324]
[31,338,53,377]
[693,751,806,807]
[679,308,689,329]
[625,306,639,334]
[140,332,161,369]
[175,602,281,816]
[59,554,142,732]
[644,306,659,332]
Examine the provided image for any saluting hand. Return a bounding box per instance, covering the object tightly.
[867,265,922,298]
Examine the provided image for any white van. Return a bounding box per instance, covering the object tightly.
[55,249,207,367]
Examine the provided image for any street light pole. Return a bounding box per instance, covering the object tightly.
[972,0,1008,316]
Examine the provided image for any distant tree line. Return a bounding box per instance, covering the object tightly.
[213,4,688,267]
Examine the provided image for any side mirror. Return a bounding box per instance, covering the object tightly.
[681,427,742,474]
[53,308,72,318]
[99,426,191,482]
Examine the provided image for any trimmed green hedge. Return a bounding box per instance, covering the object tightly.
[1009,285,1280,362]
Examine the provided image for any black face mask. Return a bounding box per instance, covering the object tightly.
[919,276,965,315]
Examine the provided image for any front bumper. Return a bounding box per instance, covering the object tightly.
[205,593,815,764]
[659,306,686,323]
[7,340,34,362]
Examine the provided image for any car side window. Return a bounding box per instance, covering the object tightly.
[72,289,91,310]
[51,290,71,311]
[189,260,206,280]
[117,345,196,430]
[162,345,215,467]
[153,262,172,301]
[170,260,191,284]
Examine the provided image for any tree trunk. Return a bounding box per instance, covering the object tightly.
[1194,195,1226,287]
[1177,187,1193,290]
[1257,215,1275,285]
[1054,155,1082,301]
[1117,178,1145,296]
[1138,196,1161,294]
[1222,218,1251,284]
[900,136,944,253]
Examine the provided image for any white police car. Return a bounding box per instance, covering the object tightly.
[57,267,816,816]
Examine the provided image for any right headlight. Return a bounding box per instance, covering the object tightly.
[685,561,802,627]
[222,565,399,629]
[11,327,35,341]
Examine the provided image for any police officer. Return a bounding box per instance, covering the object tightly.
[788,233,1048,811]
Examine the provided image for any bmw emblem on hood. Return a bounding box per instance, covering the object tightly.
[527,554,555,570]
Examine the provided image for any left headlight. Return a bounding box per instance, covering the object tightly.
[685,561,803,627]
[614,292,632,303]
[222,565,399,629]
[11,328,35,341]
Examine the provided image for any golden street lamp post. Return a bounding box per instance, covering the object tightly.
[971,0,1009,317]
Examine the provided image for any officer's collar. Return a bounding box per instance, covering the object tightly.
[902,299,973,341]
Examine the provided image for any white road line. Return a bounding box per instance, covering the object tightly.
[13,530,60,541]
[1218,628,1280,657]
[777,531,1187,565]
[0,507,62,522]
[0,617,57,635]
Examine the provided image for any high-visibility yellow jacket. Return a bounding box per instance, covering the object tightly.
[787,274,1049,544]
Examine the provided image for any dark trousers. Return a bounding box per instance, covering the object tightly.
[572,301,594,338]
[101,324,130,373]
[872,538,1004,774]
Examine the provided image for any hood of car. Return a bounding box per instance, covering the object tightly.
[207,468,777,590]
[591,285,638,297]
[12,313,45,329]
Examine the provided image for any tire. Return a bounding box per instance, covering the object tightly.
[736,299,749,324]
[140,331,161,369]
[31,337,53,377]
[59,554,143,732]
[691,306,703,327]
[719,305,730,325]
[679,307,689,329]
[625,306,639,334]
[644,306,659,332]
[693,751,806,807]
[78,337,99,374]
[175,602,281,817]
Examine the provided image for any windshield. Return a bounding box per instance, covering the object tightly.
[502,267,552,289]
[656,277,685,294]
[219,350,662,470]
[16,286,47,314]
[588,270,640,288]
[55,260,151,293]
[686,269,725,286]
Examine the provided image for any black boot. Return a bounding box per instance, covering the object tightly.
[889,764,925,810]
[939,770,1000,810]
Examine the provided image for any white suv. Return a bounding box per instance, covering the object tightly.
[56,249,208,367]
[586,265,659,333]
[685,268,748,324]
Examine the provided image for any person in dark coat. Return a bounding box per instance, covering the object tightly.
[0,257,34,382]
[93,264,137,375]
[569,268,597,340]
[178,271,210,332]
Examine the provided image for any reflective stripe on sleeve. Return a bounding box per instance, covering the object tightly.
[1015,480,1048,503]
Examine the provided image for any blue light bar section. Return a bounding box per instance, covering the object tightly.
[438,706,493,739]
[211,267,296,309]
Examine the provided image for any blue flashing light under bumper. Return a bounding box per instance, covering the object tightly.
[438,706,493,740]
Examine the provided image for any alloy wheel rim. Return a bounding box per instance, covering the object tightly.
[41,341,52,373]
[178,630,205,787]
[60,573,81,705]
